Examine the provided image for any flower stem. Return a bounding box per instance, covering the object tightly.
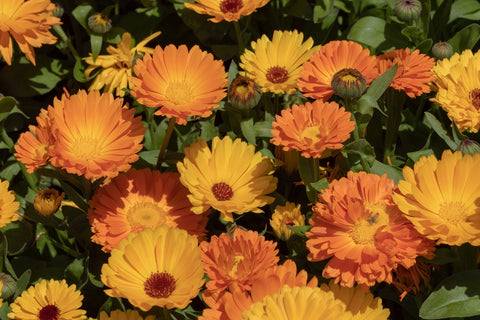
[156,117,176,168]
[162,307,172,320]
[233,20,245,54]
[52,25,80,61]
[383,88,406,163]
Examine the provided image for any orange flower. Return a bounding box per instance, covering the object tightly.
[200,259,317,320]
[88,168,209,252]
[376,48,435,98]
[270,100,355,159]
[0,0,61,65]
[201,229,279,306]
[37,90,145,180]
[184,0,270,22]
[130,45,228,125]
[306,171,435,289]
[297,40,379,101]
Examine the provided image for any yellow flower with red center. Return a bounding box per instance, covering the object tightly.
[184,0,270,22]
[270,202,305,240]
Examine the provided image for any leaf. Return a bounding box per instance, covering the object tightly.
[90,34,103,61]
[407,148,434,162]
[65,258,87,288]
[297,156,321,203]
[341,139,376,172]
[2,221,31,255]
[286,225,312,236]
[449,0,480,22]
[227,60,239,87]
[348,16,387,48]
[240,118,256,145]
[313,0,334,22]
[0,97,16,116]
[13,269,31,299]
[448,23,480,52]
[200,118,219,142]
[420,270,480,319]
[72,3,94,30]
[423,112,457,150]
[370,160,404,184]
[363,64,398,101]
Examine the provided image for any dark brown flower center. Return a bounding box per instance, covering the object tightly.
[144,272,176,298]
[219,0,243,13]
[39,305,60,320]
[266,66,289,84]
[470,88,480,109]
[212,182,233,201]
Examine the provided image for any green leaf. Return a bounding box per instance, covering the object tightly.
[407,148,434,162]
[341,139,376,172]
[227,60,239,87]
[0,97,16,117]
[313,0,334,22]
[451,121,468,145]
[13,269,31,299]
[310,178,329,193]
[449,0,480,22]
[363,64,398,101]
[420,270,480,319]
[240,118,256,145]
[90,34,103,61]
[348,16,387,48]
[423,112,457,150]
[286,225,312,236]
[448,23,480,52]
[72,3,94,30]
[370,160,404,184]
[65,258,87,288]
[253,121,273,138]
[200,118,219,142]
[298,156,321,202]
[2,221,31,255]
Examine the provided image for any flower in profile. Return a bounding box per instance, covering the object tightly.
[98,309,155,320]
[101,225,205,311]
[0,179,19,227]
[322,280,390,319]
[430,50,480,132]
[84,31,161,97]
[8,279,86,320]
[0,0,61,65]
[393,150,480,245]
[297,40,378,101]
[271,100,355,159]
[270,202,305,240]
[239,30,317,94]
[227,76,262,110]
[242,285,351,320]
[201,229,279,306]
[130,44,228,125]
[88,168,208,252]
[177,136,277,222]
[200,259,317,320]
[184,0,270,22]
[306,171,436,288]
[88,12,112,34]
[28,90,145,180]
[376,48,435,98]
[34,188,64,216]
[392,259,435,301]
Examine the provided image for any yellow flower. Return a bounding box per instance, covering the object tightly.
[84,31,161,97]
[240,30,318,94]
[270,202,305,240]
[98,309,155,320]
[8,279,86,320]
[242,285,352,320]
[0,179,19,227]
[430,49,480,132]
[177,136,278,222]
[101,225,205,311]
[393,150,480,245]
[34,188,64,216]
[184,0,270,22]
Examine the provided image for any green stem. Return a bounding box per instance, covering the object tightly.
[162,307,172,320]
[156,118,176,168]
[233,20,245,54]
[274,94,280,115]
[52,25,80,60]
[49,237,81,258]
[383,88,406,163]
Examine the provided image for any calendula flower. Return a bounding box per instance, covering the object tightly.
[34,188,64,216]
[177,136,277,222]
[84,31,161,97]
[130,44,228,125]
[393,150,480,245]
[88,168,208,252]
[297,40,379,101]
[430,49,480,132]
[0,179,19,227]
[376,48,435,98]
[306,171,436,288]
[184,0,270,22]
[322,280,390,320]
[270,202,305,240]
[98,309,155,320]
[8,279,86,320]
[17,90,146,180]
[87,12,112,34]
[200,259,317,320]
[101,225,205,311]
[239,30,317,94]
[201,229,279,306]
[270,100,355,159]
[0,0,61,65]
[242,285,352,320]
[228,76,262,110]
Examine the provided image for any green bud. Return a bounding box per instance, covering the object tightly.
[432,42,454,60]
[88,13,112,34]
[331,68,367,99]
[456,139,480,155]
[0,273,16,299]
[394,0,422,23]
[228,76,262,110]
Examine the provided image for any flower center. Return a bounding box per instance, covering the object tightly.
[144,272,176,298]
[227,255,245,277]
[219,0,243,13]
[350,203,389,245]
[39,305,60,320]
[165,81,194,105]
[470,88,480,110]
[72,136,101,160]
[438,201,469,224]
[212,182,233,201]
[266,66,289,84]
[127,201,167,232]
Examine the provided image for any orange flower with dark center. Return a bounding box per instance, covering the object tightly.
[0,0,61,65]
[266,66,289,84]
[376,48,435,98]
[184,0,269,22]
[39,305,59,320]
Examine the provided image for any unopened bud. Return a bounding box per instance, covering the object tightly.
[34,189,65,216]
[228,76,262,110]
[52,2,64,18]
[88,13,112,34]
[331,68,367,99]
[456,139,480,155]
[0,273,16,299]
[432,42,454,60]
[394,0,422,22]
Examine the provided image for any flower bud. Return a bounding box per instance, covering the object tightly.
[394,0,422,22]
[432,41,454,60]
[34,189,65,216]
[331,68,367,99]
[88,13,112,34]
[270,202,305,240]
[228,76,262,110]
[0,273,16,299]
[456,139,480,155]
[52,2,64,18]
